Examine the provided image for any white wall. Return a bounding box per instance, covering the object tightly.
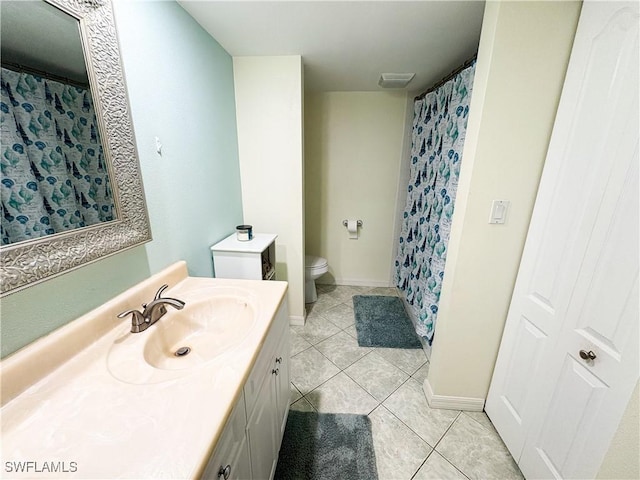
[233,56,305,322]
[426,1,581,399]
[305,91,407,286]
[597,382,640,479]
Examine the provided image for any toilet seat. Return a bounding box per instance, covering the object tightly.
[305,255,328,271]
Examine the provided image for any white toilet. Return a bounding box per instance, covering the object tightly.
[305,255,329,303]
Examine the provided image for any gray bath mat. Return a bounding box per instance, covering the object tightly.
[353,295,422,348]
[274,411,378,480]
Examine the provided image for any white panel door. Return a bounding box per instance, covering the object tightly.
[486,2,639,479]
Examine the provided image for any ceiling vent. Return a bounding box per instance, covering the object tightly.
[378,73,416,89]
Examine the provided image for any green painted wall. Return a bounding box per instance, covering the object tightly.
[113,0,243,277]
[0,1,243,358]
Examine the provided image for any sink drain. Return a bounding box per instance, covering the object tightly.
[174,346,191,357]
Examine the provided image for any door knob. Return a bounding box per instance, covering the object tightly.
[218,465,231,479]
[579,349,596,360]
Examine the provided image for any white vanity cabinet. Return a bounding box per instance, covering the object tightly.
[202,299,290,480]
[0,262,291,480]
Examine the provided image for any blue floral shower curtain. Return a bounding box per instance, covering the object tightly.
[0,67,114,245]
[395,63,475,344]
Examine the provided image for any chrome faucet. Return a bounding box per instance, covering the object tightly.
[117,284,186,333]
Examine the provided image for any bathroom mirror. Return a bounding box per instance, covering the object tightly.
[0,0,151,296]
[1,0,114,246]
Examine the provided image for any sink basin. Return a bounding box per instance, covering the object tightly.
[144,294,255,370]
[107,287,257,384]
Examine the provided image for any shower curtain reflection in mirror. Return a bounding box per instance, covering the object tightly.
[1,67,114,245]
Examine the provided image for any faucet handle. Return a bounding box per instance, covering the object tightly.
[153,284,169,300]
[117,309,145,327]
[142,284,170,309]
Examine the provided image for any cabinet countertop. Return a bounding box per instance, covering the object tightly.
[210,233,277,254]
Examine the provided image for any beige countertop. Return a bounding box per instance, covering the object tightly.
[0,262,287,479]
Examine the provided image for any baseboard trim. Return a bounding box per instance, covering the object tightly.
[423,379,485,411]
[289,314,305,326]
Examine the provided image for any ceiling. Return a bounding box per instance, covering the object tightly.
[178,1,485,93]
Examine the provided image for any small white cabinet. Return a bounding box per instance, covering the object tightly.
[202,298,290,480]
[211,233,277,281]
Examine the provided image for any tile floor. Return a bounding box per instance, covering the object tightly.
[289,284,523,480]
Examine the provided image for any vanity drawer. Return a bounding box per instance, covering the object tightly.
[244,305,287,416]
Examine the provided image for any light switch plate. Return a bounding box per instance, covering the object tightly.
[489,200,509,224]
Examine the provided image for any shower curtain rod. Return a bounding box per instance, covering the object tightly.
[414,54,477,101]
[1,61,89,89]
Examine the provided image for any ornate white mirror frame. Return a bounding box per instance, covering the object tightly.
[0,0,151,296]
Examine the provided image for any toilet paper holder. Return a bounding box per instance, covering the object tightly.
[342,220,363,227]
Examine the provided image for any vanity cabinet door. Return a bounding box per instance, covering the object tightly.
[245,313,284,416]
[273,327,290,441]
[202,393,251,480]
[243,300,290,480]
[205,435,251,480]
[246,370,278,480]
